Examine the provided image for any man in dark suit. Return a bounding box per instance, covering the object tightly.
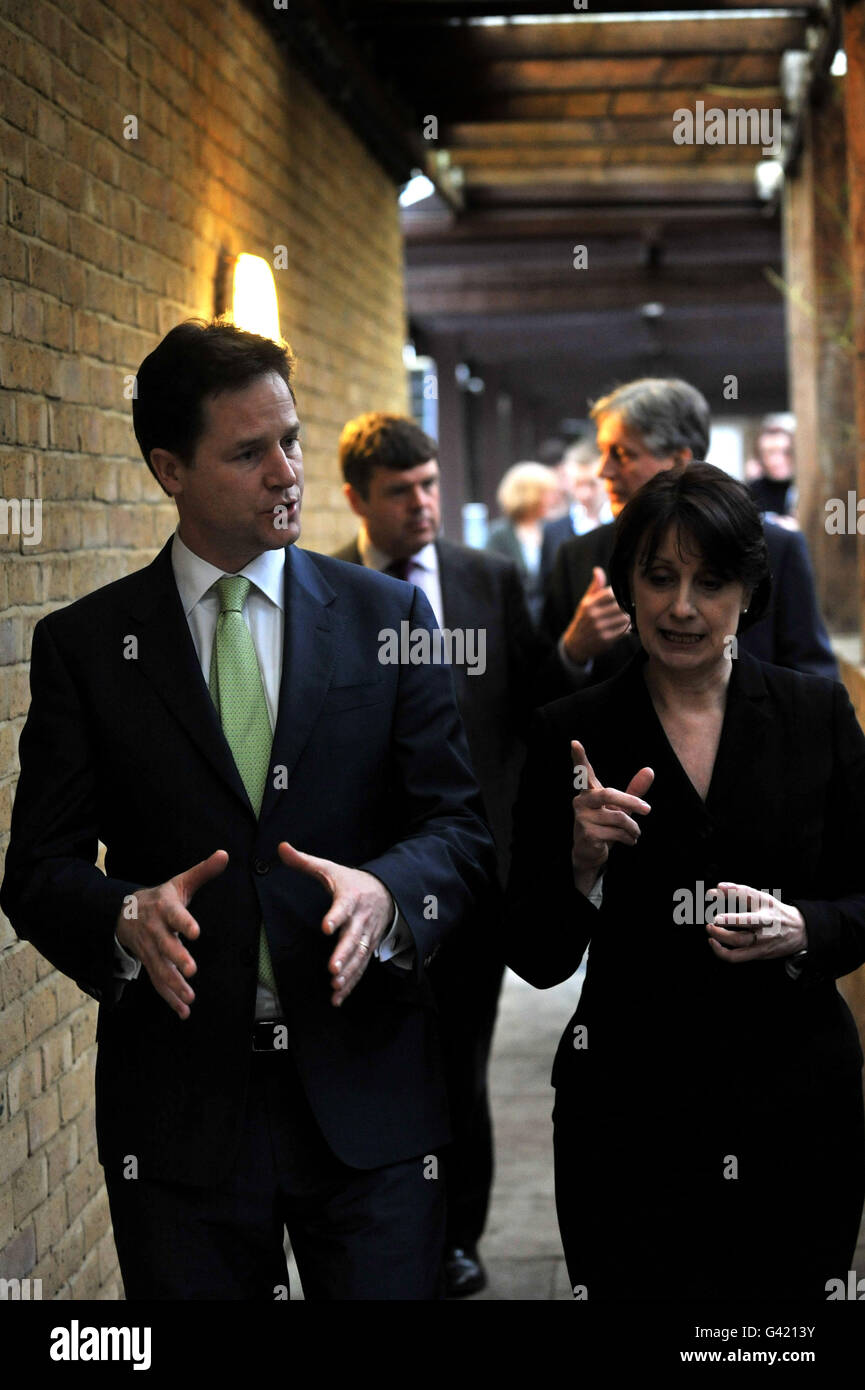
[1,322,496,1301]
[333,412,567,1296]
[543,377,837,684]
[539,442,612,586]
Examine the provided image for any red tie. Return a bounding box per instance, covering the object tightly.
[385,557,411,582]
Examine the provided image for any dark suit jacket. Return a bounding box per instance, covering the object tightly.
[542,519,838,682]
[1,540,496,1183]
[504,651,865,1109]
[332,536,568,882]
[540,514,576,585]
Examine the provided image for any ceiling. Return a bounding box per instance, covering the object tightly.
[262,1,841,433]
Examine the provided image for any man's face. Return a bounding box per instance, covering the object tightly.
[758,431,793,481]
[597,412,688,517]
[152,371,303,571]
[346,459,441,559]
[572,462,605,515]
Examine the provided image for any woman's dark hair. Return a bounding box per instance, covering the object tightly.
[132,319,296,492]
[608,463,771,630]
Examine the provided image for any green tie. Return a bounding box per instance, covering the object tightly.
[208,574,279,996]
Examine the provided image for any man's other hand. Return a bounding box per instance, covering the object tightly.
[115,850,229,1019]
[277,841,393,1006]
[562,566,631,664]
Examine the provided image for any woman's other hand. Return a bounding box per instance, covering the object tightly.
[705,882,807,962]
[571,740,654,896]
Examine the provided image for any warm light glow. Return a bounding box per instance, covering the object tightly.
[232,254,281,340]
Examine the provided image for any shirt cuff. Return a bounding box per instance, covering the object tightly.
[586,872,605,910]
[113,932,142,980]
[375,903,416,971]
[557,634,594,681]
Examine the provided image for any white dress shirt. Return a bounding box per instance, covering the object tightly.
[114,530,410,1017]
[357,530,444,626]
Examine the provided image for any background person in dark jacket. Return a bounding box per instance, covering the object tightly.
[543,377,837,685]
[334,412,568,1296]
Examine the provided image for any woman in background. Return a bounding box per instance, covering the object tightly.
[504,464,865,1300]
[486,462,558,625]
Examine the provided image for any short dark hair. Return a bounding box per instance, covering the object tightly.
[590,377,711,461]
[339,412,437,498]
[608,462,771,630]
[132,319,296,492]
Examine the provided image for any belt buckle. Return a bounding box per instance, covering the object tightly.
[252,1021,287,1053]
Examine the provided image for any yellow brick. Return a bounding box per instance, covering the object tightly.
[33,1184,67,1258]
[65,1148,102,1221]
[46,1124,78,1190]
[0,942,38,1005]
[81,1185,110,1251]
[68,1244,101,1299]
[54,975,87,1018]
[27,1086,60,1152]
[7,1048,42,1116]
[52,1215,83,1286]
[58,1059,91,1124]
[23,980,57,1043]
[11,1152,47,1222]
[0,999,26,1070]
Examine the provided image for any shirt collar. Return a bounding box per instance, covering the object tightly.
[357,526,438,576]
[171,528,286,616]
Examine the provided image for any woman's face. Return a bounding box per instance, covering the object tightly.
[631,526,749,675]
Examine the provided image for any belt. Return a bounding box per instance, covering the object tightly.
[252,1020,289,1052]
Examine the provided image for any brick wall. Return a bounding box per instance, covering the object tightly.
[0,0,408,1298]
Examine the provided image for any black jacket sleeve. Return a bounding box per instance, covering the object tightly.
[0,619,142,1001]
[500,706,597,987]
[789,680,865,979]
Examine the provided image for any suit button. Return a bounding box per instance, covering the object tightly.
[254,858,270,875]
[242,946,256,966]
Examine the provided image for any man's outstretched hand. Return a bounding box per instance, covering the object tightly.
[115,849,229,1020]
[277,842,394,1006]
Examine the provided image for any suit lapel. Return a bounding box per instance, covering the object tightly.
[436,540,474,632]
[704,652,773,816]
[128,541,340,823]
[258,546,338,826]
[126,541,252,814]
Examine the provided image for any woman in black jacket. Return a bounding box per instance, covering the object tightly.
[505,464,865,1300]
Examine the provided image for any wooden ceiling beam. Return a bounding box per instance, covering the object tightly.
[459,163,758,187]
[430,85,784,123]
[406,266,780,316]
[402,206,780,242]
[415,52,781,94]
[444,114,780,147]
[406,16,806,60]
[454,144,759,168]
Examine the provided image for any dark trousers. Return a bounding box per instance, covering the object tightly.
[104,1049,446,1300]
[428,927,505,1248]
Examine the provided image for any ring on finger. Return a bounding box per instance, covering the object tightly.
[358,938,369,954]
